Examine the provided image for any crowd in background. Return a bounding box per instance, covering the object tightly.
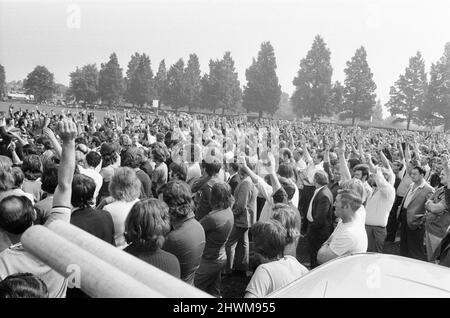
[0,104,449,298]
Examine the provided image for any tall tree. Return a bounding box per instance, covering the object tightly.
[330,81,344,115]
[242,42,282,117]
[184,54,202,112]
[373,99,383,121]
[291,35,333,121]
[386,52,427,130]
[126,53,155,106]
[220,52,242,114]
[165,58,187,111]
[341,46,377,125]
[98,53,124,107]
[0,65,5,100]
[23,66,55,103]
[69,64,99,105]
[423,43,450,131]
[155,60,168,106]
[124,52,142,103]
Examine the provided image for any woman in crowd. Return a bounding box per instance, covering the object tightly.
[124,199,180,277]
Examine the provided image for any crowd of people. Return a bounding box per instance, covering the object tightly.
[0,103,449,298]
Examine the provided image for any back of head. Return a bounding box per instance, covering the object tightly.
[314,170,329,186]
[22,155,42,181]
[11,167,25,188]
[162,180,194,221]
[0,156,14,192]
[85,151,102,168]
[122,147,142,169]
[0,273,49,298]
[41,162,59,194]
[109,167,141,202]
[271,203,301,245]
[210,182,233,210]
[169,162,188,181]
[71,174,96,208]
[0,195,35,235]
[337,189,363,212]
[251,220,287,261]
[124,199,171,250]
[340,179,364,202]
[278,163,293,179]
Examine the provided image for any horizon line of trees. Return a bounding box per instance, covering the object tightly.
[1,36,449,129]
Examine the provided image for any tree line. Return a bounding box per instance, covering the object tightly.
[1,36,449,129]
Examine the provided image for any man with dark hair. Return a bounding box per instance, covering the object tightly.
[169,162,188,182]
[162,180,205,285]
[305,170,334,268]
[244,220,308,298]
[21,154,43,202]
[0,118,77,298]
[151,146,168,197]
[34,163,59,225]
[398,166,434,260]
[192,158,223,221]
[79,151,103,205]
[225,158,258,276]
[70,174,115,244]
[226,163,240,195]
[0,273,49,298]
[353,164,373,205]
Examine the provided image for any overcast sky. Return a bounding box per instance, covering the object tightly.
[1,0,449,114]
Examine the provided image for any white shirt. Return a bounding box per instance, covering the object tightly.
[307,186,326,222]
[79,166,103,204]
[256,176,299,222]
[245,255,309,298]
[329,218,368,256]
[104,198,140,249]
[365,168,396,227]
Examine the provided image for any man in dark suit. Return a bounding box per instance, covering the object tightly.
[227,163,241,195]
[398,166,434,260]
[305,170,334,268]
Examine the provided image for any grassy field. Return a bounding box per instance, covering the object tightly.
[0,101,133,122]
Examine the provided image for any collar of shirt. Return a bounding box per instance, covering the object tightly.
[410,179,426,192]
[314,185,326,195]
[172,212,195,230]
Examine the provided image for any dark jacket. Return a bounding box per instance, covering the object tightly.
[232,176,258,229]
[70,207,115,245]
[308,186,334,238]
[227,173,241,195]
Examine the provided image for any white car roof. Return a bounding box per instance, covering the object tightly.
[268,253,450,298]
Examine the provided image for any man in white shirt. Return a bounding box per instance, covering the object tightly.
[245,220,308,298]
[317,189,368,265]
[365,166,396,252]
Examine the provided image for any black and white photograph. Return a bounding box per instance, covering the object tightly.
[0,0,449,301]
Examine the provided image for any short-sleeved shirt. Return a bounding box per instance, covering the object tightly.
[329,219,368,256]
[0,206,71,298]
[245,256,309,297]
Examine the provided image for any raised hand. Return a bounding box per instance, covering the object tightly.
[57,119,78,142]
